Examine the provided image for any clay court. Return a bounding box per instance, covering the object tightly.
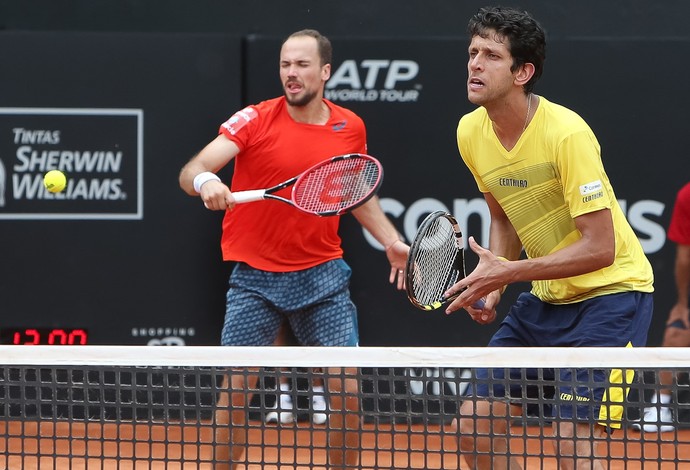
[2,421,689,469]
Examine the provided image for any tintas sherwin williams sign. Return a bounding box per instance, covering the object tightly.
[0,108,143,219]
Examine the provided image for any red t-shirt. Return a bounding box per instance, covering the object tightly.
[217,97,367,271]
[668,182,690,246]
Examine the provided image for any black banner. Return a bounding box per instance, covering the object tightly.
[245,36,683,347]
[0,32,685,348]
[0,32,242,346]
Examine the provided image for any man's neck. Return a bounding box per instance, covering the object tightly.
[287,98,330,125]
[487,93,535,151]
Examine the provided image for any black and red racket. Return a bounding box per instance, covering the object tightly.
[231,153,383,216]
[405,211,485,311]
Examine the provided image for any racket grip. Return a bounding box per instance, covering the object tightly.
[231,190,266,204]
[443,293,485,309]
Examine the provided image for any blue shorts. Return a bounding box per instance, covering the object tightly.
[220,259,359,347]
[470,291,653,426]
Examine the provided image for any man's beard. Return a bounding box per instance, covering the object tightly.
[284,88,318,107]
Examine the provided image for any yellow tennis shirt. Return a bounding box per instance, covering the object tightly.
[457,97,653,304]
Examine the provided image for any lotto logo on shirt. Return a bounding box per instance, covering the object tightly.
[221,107,258,135]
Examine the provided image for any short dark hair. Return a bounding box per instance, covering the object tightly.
[468,6,546,93]
[285,29,333,66]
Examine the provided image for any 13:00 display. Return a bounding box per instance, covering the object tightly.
[0,328,88,345]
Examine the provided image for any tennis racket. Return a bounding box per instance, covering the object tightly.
[231,153,383,216]
[405,211,485,311]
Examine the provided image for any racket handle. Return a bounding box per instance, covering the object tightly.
[231,190,266,204]
[443,293,486,309]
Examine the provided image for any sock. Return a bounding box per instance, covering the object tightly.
[651,392,671,405]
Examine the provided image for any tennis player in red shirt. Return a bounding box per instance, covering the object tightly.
[633,182,690,433]
[179,29,408,469]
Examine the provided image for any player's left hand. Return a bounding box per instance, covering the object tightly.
[386,239,409,290]
[444,237,509,314]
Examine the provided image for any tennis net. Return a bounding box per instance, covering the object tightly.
[1,345,689,469]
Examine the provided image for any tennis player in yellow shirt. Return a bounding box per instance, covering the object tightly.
[446,6,654,469]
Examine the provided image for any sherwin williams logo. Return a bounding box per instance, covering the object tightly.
[0,108,143,220]
[325,60,421,103]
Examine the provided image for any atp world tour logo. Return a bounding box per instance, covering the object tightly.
[325,59,422,103]
[0,108,143,220]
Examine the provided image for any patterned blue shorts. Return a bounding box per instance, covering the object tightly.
[220,259,359,347]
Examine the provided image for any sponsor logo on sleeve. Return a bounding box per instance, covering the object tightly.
[579,180,603,195]
[220,106,257,135]
[579,180,604,203]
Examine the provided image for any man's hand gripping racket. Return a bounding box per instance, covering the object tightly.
[231,153,383,216]
[405,211,486,312]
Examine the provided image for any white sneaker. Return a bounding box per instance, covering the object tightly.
[311,392,327,425]
[632,406,674,433]
[265,393,295,424]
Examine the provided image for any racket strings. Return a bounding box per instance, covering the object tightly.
[293,158,380,213]
[410,218,461,306]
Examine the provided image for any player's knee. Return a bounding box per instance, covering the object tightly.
[457,417,476,444]
[457,401,486,438]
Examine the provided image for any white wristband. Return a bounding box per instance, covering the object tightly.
[193,172,221,193]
